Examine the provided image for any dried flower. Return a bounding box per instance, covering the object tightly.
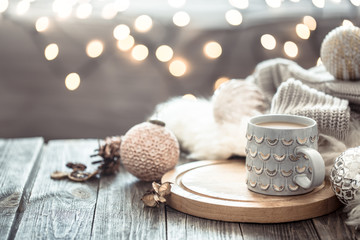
[141,181,172,207]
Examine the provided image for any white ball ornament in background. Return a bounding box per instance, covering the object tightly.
[330,146,360,204]
[320,25,360,81]
[120,120,180,182]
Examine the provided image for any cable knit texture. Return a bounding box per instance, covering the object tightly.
[271,79,350,140]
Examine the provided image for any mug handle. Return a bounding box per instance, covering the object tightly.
[292,146,325,189]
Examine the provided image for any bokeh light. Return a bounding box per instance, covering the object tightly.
[0,0,9,13]
[134,15,153,32]
[86,40,104,58]
[102,3,117,19]
[342,19,354,27]
[173,11,190,27]
[65,73,80,91]
[44,43,59,61]
[168,0,186,8]
[296,24,310,39]
[156,45,174,62]
[229,0,249,9]
[113,24,130,40]
[116,0,130,12]
[16,0,30,15]
[52,0,73,19]
[225,9,242,26]
[312,0,325,8]
[260,34,276,50]
[35,17,50,32]
[265,0,282,8]
[203,41,222,59]
[76,3,92,19]
[169,59,187,77]
[182,94,197,101]
[131,44,149,61]
[117,35,135,51]
[303,16,317,31]
[351,0,360,6]
[284,41,298,58]
[214,77,230,90]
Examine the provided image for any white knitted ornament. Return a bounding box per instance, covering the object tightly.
[120,121,180,182]
[320,25,360,81]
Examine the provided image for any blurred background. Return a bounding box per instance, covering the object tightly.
[0,0,359,140]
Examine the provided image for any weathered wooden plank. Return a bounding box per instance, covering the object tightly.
[0,137,44,240]
[14,139,99,240]
[91,165,166,239]
[166,206,243,240]
[240,221,319,240]
[312,208,359,240]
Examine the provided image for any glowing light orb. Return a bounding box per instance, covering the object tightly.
[351,0,360,6]
[76,3,92,19]
[156,45,174,62]
[0,0,9,13]
[113,24,130,40]
[86,40,104,58]
[117,35,135,51]
[229,0,249,9]
[342,19,354,27]
[296,24,310,40]
[65,73,80,91]
[16,0,30,15]
[312,0,325,8]
[225,9,242,26]
[135,15,153,32]
[265,0,282,8]
[284,41,298,58]
[131,44,149,61]
[35,17,49,32]
[173,11,190,27]
[203,41,222,59]
[44,43,59,61]
[102,3,118,19]
[169,59,187,77]
[168,0,186,8]
[213,77,230,90]
[260,34,276,50]
[303,16,317,31]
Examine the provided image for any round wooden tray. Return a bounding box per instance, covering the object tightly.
[161,159,342,223]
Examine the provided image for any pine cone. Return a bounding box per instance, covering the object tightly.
[92,136,122,175]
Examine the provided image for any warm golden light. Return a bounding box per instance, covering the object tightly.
[214,77,230,90]
[203,41,222,59]
[35,17,49,32]
[117,35,135,51]
[16,0,30,15]
[102,3,118,19]
[312,0,325,8]
[65,73,80,91]
[168,0,186,8]
[169,59,187,77]
[116,0,130,12]
[229,0,249,9]
[265,0,282,8]
[156,45,174,62]
[52,0,72,19]
[342,19,354,27]
[182,94,197,101]
[350,0,360,6]
[76,3,92,19]
[131,44,149,61]
[173,11,190,27]
[260,34,276,50]
[44,43,59,61]
[134,15,153,32]
[316,57,323,66]
[86,40,104,58]
[303,16,317,31]
[113,24,130,40]
[225,9,242,26]
[284,41,298,58]
[0,0,9,13]
[296,24,310,40]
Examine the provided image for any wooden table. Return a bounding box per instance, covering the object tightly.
[1,138,358,239]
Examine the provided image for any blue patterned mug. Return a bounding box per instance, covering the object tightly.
[245,114,325,196]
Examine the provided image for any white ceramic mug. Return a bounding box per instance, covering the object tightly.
[245,114,325,196]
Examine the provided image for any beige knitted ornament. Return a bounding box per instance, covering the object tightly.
[320,25,360,81]
[120,120,180,182]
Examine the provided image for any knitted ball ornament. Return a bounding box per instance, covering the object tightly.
[120,121,180,182]
[320,25,360,81]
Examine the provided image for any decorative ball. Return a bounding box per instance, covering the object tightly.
[120,120,180,182]
[330,146,360,204]
[320,25,360,81]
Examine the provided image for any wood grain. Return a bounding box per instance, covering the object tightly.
[91,165,167,239]
[166,206,243,240]
[312,208,359,240]
[162,160,341,223]
[0,137,44,240]
[14,139,99,239]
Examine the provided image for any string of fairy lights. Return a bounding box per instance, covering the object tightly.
[0,0,358,94]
